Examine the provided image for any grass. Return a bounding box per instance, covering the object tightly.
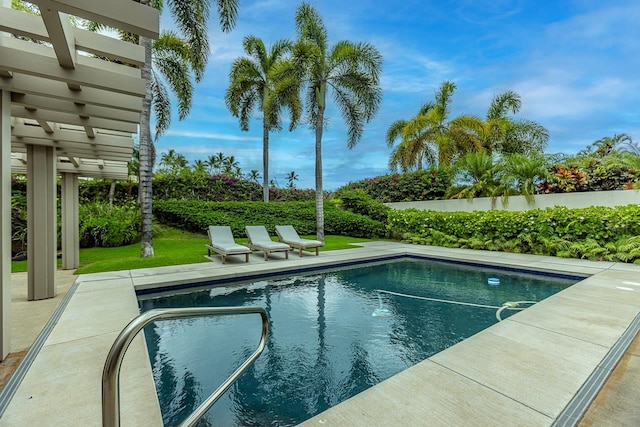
[10,225,376,275]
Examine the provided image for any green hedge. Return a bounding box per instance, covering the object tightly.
[336,169,451,203]
[153,200,386,238]
[338,189,390,223]
[389,205,640,263]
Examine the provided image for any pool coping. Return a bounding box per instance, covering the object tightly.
[1,242,639,426]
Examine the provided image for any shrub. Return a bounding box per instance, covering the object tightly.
[153,200,386,238]
[388,205,640,263]
[79,203,141,247]
[337,189,390,223]
[337,169,451,203]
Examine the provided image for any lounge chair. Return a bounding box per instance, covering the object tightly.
[206,226,251,264]
[275,225,324,257]
[245,226,291,260]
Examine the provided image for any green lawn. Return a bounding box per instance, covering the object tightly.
[11,227,376,275]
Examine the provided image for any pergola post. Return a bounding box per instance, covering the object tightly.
[61,172,79,270]
[0,89,11,359]
[27,144,57,300]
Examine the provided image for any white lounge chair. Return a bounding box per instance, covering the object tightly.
[275,225,324,257]
[206,226,251,264]
[245,226,291,260]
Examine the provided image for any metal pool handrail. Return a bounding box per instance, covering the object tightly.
[102,306,269,427]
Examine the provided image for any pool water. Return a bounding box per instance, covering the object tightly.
[139,259,577,426]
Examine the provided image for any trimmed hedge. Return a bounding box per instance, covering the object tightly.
[336,169,451,203]
[389,205,640,263]
[153,200,386,238]
[338,189,390,224]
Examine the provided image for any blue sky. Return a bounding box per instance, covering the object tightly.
[156,0,640,190]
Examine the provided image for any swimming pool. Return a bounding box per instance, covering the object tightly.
[139,258,578,426]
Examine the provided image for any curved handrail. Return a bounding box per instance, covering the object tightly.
[102,306,269,427]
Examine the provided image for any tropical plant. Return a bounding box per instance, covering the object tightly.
[158,149,188,175]
[226,36,302,202]
[447,151,504,201]
[499,153,551,203]
[137,0,239,258]
[481,90,549,155]
[386,102,437,172]
[386,81,485,171]
[293,2,383,241]
[286,171,299,188]
[206,152,226,175]
[246,169,261,183]
[579,133,632,158]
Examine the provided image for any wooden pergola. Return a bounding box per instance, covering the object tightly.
[0,0,159,360]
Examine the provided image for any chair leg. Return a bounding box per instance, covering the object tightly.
[245,253,249,263]
[299,248,303,257]
[221,255,226,264]
[315,247,319,256]
[285,250,288,260]
[264,252,268,261]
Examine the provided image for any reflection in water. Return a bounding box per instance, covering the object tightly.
[140,259,576,426]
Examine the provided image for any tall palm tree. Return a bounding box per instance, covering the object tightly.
[293,2,382,241]
[226,36,302,202]
[139,0,239,258]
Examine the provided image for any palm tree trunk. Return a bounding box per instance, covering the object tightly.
[263,119,269,202]
[139,29,154,258]
[108,179,116,211]
[315,107,325,242]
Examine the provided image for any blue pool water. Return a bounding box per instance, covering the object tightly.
[139,258,578,426]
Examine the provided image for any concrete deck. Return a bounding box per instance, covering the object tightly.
[1,242,639,426]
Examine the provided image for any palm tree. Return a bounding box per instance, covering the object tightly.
[206,152,227,175]
[294,2,382,241]
[138,0,239,258]
[447,151,503,201]
[286,171,299,188]
[159,148,178,172]
[191,159,208,176]
[386,81,483,171]
[499,153,551,204]
[246,169,261,183]
[386,103,437,172]
[481,90,549,155]
[226,36,302,202]
[222,155,241,177]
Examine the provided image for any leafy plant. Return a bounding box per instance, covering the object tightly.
[388,205,640,263]
[153,200,386,238]
[79,203,141,247]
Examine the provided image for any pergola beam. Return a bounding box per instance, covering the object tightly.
[11,93,141,123]
[0,74,142,112]
[11,105,137,133]
[11,158,129,179]
[29,0,160,40]
[0,41,145,97]
[0,7,145,66]
[11,122,133,147]
[40,10,75,69]
[11,142,132,162]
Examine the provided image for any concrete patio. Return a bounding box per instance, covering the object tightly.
[1,242,639,426]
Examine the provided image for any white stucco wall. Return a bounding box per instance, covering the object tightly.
[386,189,640,212]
